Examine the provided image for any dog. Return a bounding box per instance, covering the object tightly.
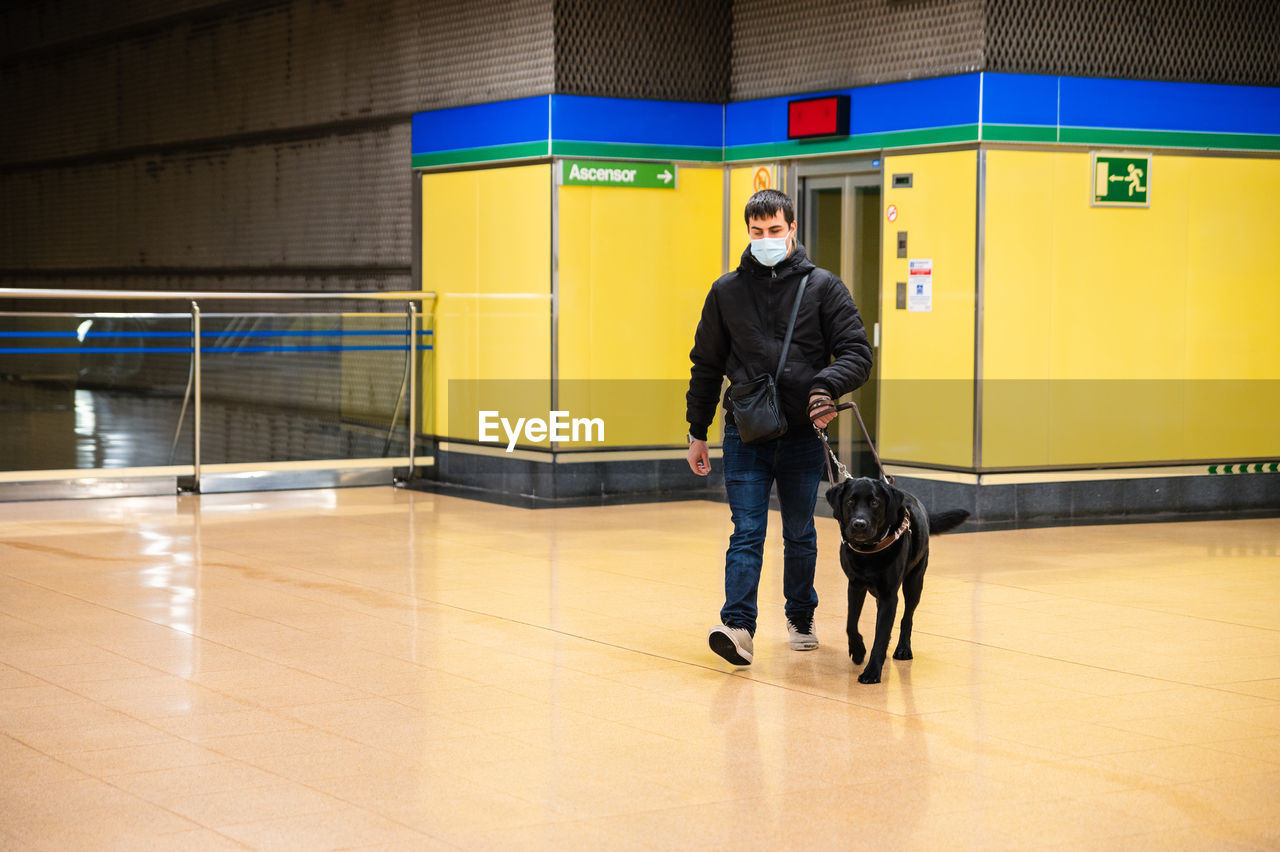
[826,477,969,684]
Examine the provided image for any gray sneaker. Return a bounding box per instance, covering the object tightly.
[787,614,818,651]
[708,625,753,666]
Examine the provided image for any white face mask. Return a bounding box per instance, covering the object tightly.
[750,234,790,267]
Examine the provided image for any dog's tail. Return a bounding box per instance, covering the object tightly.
[928,510,970,534]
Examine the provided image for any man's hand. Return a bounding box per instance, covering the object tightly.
[808,391,838,429]
[687,439,710,476]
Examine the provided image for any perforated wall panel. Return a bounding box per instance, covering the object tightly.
[986,0,1280,86]
[0,0,241,60]
[0,125,411,271]
[731,0,985,101]
[422,0,554,109]
[5,0,1276,298]
[0,0,555,297]
[0,0,554,166]
[554,0,729,102]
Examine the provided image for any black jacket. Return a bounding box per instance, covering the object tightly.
[686,243,873,440]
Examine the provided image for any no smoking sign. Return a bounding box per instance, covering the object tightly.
[886,204,898,223]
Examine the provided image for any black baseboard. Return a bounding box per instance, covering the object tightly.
[404,443,1280,527]
[406,443,723,508]
[892,473,1280,532]
[401,478,723,509]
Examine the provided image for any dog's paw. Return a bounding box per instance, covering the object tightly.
[892,646,913,661]
[857,668,881,684]
[849,638,866,665]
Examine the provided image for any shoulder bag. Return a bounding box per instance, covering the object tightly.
[727,273,810,444]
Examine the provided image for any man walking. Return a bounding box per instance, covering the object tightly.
[686,189,872,666]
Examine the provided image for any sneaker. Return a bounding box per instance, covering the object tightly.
[787,614,819,651]
[708,625,753,666]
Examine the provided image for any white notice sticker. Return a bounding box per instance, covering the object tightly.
[907,258,932,312]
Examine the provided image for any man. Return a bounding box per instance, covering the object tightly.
[686,189,872,666]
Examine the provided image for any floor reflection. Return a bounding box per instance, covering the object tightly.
[1,382,407,471]
[0,489,1277,848]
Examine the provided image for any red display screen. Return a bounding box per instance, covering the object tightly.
[787,95,850,140]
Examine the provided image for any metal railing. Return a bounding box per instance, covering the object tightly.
[0,289,435,497]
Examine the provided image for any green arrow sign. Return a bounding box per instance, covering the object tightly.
[561,160,677,190]
[1091,152,1150,207]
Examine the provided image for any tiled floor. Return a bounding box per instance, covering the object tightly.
[0,486,1277,850]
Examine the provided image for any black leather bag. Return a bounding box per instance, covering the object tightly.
[728,274,810,444]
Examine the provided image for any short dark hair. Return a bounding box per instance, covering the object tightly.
[744,189,794,226]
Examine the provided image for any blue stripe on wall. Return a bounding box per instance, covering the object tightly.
[551,96,722,148]
[203,345,434,354]
[982,73,1059,127]
[1060,77,1280,135]
[0,331,188,339]
[0,329,434,340]
[410,74,1280,164]
[1,346,194,354]
[1,344,435,355]
[725,74,982,148]
[412,95,549,155]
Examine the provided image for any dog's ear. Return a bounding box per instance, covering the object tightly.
[825,479,848,511]
[883,480,905,523]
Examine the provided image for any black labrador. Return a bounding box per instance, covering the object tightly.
[826,477,969,684]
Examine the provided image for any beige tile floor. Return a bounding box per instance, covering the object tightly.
[0,486,1277,850]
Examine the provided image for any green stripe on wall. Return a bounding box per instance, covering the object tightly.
[1059,127,1280,151]
[412,125,1280,169]
[982,124,1058,143]
[550,140,722,162]
[412,141,549,168]
[725,125,980,162]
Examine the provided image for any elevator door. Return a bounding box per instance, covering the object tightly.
[801,174,882,478]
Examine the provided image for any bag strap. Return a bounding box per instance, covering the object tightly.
[773,273,810,384]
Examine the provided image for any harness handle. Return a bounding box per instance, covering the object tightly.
[813,400,893,487]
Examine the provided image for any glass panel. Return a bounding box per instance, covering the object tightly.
[850,184,881,448]
[0,313,193,471]
[196,312,420,464]
[803,182,850,459]
[806,186,843,273]
[0,307,432,473]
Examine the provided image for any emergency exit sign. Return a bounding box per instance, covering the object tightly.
[1091,152,1151,207]
[560,159,677,189]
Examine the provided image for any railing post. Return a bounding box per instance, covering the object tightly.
[191,301,202,492]
[407,302,417,481]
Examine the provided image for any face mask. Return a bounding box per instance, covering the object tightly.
[750,235,790,267]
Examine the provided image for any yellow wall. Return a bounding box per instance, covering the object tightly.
[728,164,780,244]
[418,150,1278,466]
[556,165,724,447]
[983,150,1280,467]
[878,150,977,467]
[421,164,552,440]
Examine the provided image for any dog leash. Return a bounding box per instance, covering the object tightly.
[816,425,852,485]
[811,399,894,487]
[812,398,909,554]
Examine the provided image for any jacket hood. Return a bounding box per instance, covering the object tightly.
[737,241,817,280]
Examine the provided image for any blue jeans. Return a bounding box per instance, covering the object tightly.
[720,418,827,635]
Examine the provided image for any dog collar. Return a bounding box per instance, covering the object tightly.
[843,507,911,555]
